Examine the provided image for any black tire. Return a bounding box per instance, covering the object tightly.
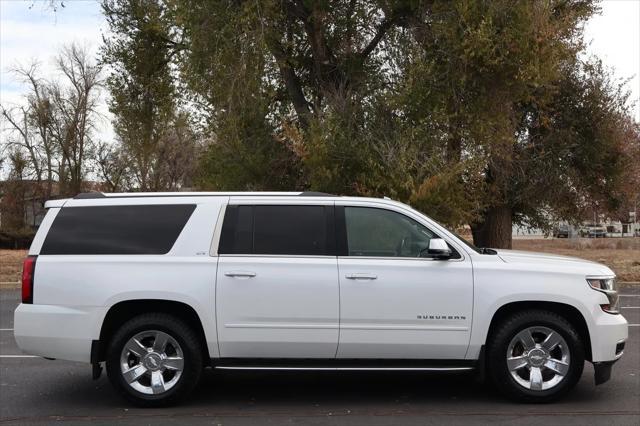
[486,310,585,403]
[106,313,203,407]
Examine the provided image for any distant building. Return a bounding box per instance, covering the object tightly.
[0,180,104,231]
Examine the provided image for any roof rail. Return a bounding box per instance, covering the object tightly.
[72,191,335,199]
[74,192,106,199]
[299,191,335,197]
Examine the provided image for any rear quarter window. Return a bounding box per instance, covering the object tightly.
[40,204,196,255]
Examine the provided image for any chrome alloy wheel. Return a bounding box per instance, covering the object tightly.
[120,330,184,395]
[506,326,570,391]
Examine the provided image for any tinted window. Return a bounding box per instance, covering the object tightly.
[41,204,196,255]
[344,207,436,257]
[254,206,327,255]
[219,205,332,255]
[218,205,253,254]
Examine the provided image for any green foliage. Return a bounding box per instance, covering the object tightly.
[196,99,302,190]
[511,58,638,229]
[102,0,194,190]
[99,0,638,246]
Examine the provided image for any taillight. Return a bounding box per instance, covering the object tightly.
[22,256,37,304]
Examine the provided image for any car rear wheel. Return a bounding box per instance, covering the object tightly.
[106,313,203,407]
[487,310,585,403]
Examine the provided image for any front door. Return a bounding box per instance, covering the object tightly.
[336,205,473,359]
[216,202,339,358]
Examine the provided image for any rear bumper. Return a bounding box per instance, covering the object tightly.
[14,303,103,363]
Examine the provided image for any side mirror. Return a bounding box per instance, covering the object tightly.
[426,238,452,259]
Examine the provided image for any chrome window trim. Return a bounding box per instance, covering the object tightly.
[218,254,337,259]
[337,255,465,263]
[214,198,471,261]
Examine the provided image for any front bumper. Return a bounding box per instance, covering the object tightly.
[590,308,628,362]
[588,308,627,385]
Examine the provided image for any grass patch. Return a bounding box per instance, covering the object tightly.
[0,249,27,286]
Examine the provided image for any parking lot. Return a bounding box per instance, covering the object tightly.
[1,288,638,426]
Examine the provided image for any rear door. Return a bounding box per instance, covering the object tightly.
[215,200,339,358]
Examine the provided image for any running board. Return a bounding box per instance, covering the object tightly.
[211,358,476,372]
[214,366,474,371]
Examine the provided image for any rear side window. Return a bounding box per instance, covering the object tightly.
[218,205,253,254]
[41,204,196,255]
[219,205,333,256]
[254,205,327,255]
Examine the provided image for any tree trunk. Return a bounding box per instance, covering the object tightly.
[471,205,513,249]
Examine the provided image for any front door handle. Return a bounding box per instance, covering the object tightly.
[224,271,257,278]
[345,273,377,280]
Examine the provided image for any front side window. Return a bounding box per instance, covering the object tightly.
[344,207,437,258]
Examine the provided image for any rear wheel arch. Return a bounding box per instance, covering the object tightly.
[485,301,592,362]
[97,299,210,364]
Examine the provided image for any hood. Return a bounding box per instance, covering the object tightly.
[493,249,614,276]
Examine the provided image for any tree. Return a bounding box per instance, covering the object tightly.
[1,45,103,198]
[174,0,422,191]
[95,141,130,192]
[393,0,612,248]
[101,0,197,191]
[1,63,56,199]
[51,45,103,195]
[0,150,29,232]
[505,59,638,237]
[103,0,638,248]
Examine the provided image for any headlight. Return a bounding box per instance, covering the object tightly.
[587,277,619,314]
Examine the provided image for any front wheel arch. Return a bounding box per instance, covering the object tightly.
[486,301,592,362]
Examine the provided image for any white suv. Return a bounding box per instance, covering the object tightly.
[14,192,627,406]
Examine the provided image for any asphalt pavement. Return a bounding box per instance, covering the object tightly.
[1,288,639,426]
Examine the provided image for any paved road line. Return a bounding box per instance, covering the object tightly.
[621,307,640,309]
[0,355,38,358]
[0,328,14,331]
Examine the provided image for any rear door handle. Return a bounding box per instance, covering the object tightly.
[345,273,377,280]
[224,271,257,278]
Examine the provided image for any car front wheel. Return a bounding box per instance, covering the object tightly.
[487,310,585,403]
[106,313,203,407]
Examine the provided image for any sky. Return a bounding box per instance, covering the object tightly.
[0,0,112,142]
[0,0,639,145]
[583,0,640,121]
